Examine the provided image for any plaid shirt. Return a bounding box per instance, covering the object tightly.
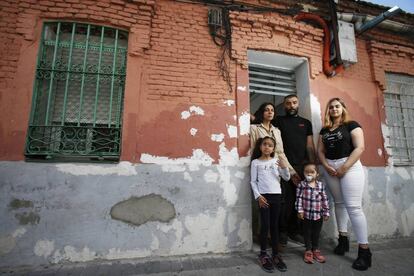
[295,180,330,221]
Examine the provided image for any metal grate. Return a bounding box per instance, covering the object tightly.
[384,73,414,165]
[248,63,296,96]
[25,22,128,161]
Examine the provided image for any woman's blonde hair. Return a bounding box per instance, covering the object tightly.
[323,97,352,128]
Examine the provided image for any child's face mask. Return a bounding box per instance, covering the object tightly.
[305,175,314,182]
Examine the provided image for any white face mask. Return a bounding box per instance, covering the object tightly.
[305,175,314,182]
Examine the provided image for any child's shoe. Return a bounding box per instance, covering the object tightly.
[312,249,326,263]
[258,254,274,273]
[304,250,314,264]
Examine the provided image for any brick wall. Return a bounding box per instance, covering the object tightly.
[145,1,234,104]
[368,40,414,90]
[0,1,20,96]
[230,10,324,78]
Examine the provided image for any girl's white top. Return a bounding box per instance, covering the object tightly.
[250,158,290,200]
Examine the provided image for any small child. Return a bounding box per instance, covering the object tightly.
[295,163,330,264]
[250,136,290,273]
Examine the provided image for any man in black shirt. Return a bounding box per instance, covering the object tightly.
[274,94,316,245]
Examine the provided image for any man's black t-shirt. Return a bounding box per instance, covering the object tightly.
[319,121,361,160]
[274,116,313,166]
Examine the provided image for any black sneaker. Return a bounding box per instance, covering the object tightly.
[258,254,274,273]
[273,254,288,272]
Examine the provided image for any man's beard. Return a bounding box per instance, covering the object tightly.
[286,108,298,116]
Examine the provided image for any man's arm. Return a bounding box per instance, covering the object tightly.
[306,135,316,163]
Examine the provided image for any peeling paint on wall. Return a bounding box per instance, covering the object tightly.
[218,143,250,167]
[161,165,186,172]
[183,172,193,182]
[227,125,238,138]
[310,94,322,146]
[110,194,176,226]
[140,150,214,166]
[190,128,197,136]
[235,171,245,179]
[217,166,237,206]
[34,240,54,258]
[12,228,26,238]
[224,100,235,106]
[377,148,383,156]
[401,204,414,236]
[52,246,96,263]
[181,111,191,119]
[381,123,392,165]
[211,133,225,142]
[238,111,250,136]
[181,106,205,120]
[55,162,137,176]
[204,169,219,183]
[237,86,247,92]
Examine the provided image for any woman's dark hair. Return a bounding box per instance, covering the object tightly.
[251,136,276,160]
[252,102,275,124]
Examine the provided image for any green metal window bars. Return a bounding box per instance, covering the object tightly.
[25,22,128,161]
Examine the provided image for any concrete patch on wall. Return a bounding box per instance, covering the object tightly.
[110,194,176,226]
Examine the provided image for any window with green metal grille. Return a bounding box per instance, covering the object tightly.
[25,22,128,161]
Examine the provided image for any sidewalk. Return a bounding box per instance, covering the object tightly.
[1,237,413,276]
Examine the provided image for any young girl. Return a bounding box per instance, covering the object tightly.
[250,136,290,273]
[295,163,330,264]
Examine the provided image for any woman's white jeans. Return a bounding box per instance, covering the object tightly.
[324,157,368,244]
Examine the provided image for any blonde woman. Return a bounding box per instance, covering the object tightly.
[317,98,371,271]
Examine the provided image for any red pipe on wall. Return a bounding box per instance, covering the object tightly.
[294,12,344,77]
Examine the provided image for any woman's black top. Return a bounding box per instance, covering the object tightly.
[319,121,361,160]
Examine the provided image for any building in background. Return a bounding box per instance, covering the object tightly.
[0,0,413,267]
